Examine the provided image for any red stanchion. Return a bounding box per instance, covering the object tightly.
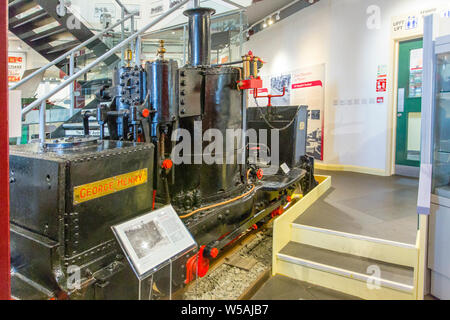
[0,0,11,300]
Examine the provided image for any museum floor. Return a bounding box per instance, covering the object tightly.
[252,170,419,300]
[297,170,418,244]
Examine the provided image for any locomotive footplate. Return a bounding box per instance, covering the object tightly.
[259,168,306,192]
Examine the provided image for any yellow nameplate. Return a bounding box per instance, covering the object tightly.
[73,168,148,205]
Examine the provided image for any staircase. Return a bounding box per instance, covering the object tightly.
[49,77,113,138]
[273,175,420,300]
[8,0,119,71]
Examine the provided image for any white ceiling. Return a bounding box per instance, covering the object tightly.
[245,0,295,25]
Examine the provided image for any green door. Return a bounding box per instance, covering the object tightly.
[396,39,423,168]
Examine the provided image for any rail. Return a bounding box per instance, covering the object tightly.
[115,0,131,14]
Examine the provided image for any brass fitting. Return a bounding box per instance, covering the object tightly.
[126,49,133,67]
[157,40,166,60]
[242,55,251,79]
[252,56,259,78]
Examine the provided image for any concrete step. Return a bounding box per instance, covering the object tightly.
[291,223,418,267]
[276,242,415,300]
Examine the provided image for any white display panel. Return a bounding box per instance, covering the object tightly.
[112,205,196,280]
[8,90,22,138]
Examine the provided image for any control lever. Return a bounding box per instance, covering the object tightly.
[82,111,95,136]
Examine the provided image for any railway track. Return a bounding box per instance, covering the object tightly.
[175,225,274,300]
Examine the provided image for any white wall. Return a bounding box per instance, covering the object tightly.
[245,0,450,174]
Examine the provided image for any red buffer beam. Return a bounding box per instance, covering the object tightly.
[0,0,11,300]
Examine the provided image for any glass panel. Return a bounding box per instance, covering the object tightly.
[407,112,421,161]
[141,26,187,66]
[433,52,450,197]
[138,10,246,66]
[22,61,111,142]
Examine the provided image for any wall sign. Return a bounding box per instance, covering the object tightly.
[8,52,26,83]
[376,78,387,92]
[270,74,291,106]
[150,1,165,17]
[376,64,388,94]
[391,5,450,39]
[409,48,423,98]
[250,65,326,161]
[94,3,116,18]
[291,64,325,161]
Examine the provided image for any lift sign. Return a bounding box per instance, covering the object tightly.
[73,169,148,205]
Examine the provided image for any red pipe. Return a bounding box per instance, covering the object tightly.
[253,87,286,107]
[0,0,11,300]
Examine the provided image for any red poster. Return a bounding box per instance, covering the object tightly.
[8,52,26,83]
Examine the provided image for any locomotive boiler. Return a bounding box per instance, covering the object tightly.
[9,7,317,300]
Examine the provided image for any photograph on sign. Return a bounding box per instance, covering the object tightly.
[270,74,291,106]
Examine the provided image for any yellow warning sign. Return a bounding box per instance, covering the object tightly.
[73,168,148,205]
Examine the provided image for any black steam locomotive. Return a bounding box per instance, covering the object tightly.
[9,7,316,300]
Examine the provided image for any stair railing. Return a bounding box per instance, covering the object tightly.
[20,0,190,147]
[9,12,138,91]
[115,0,131,14]
[114,0,133,65]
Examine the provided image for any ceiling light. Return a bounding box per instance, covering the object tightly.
[262,20,267,28]
[268,18,274,26]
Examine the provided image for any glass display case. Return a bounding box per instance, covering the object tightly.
[429,34,450,300]
[433,52,450,198]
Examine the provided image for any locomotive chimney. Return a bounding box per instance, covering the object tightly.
[183,7,216,67]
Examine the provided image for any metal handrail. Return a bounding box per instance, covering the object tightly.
[22,0,190,116]
[115,0,130,14]
[9,12,138,91]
